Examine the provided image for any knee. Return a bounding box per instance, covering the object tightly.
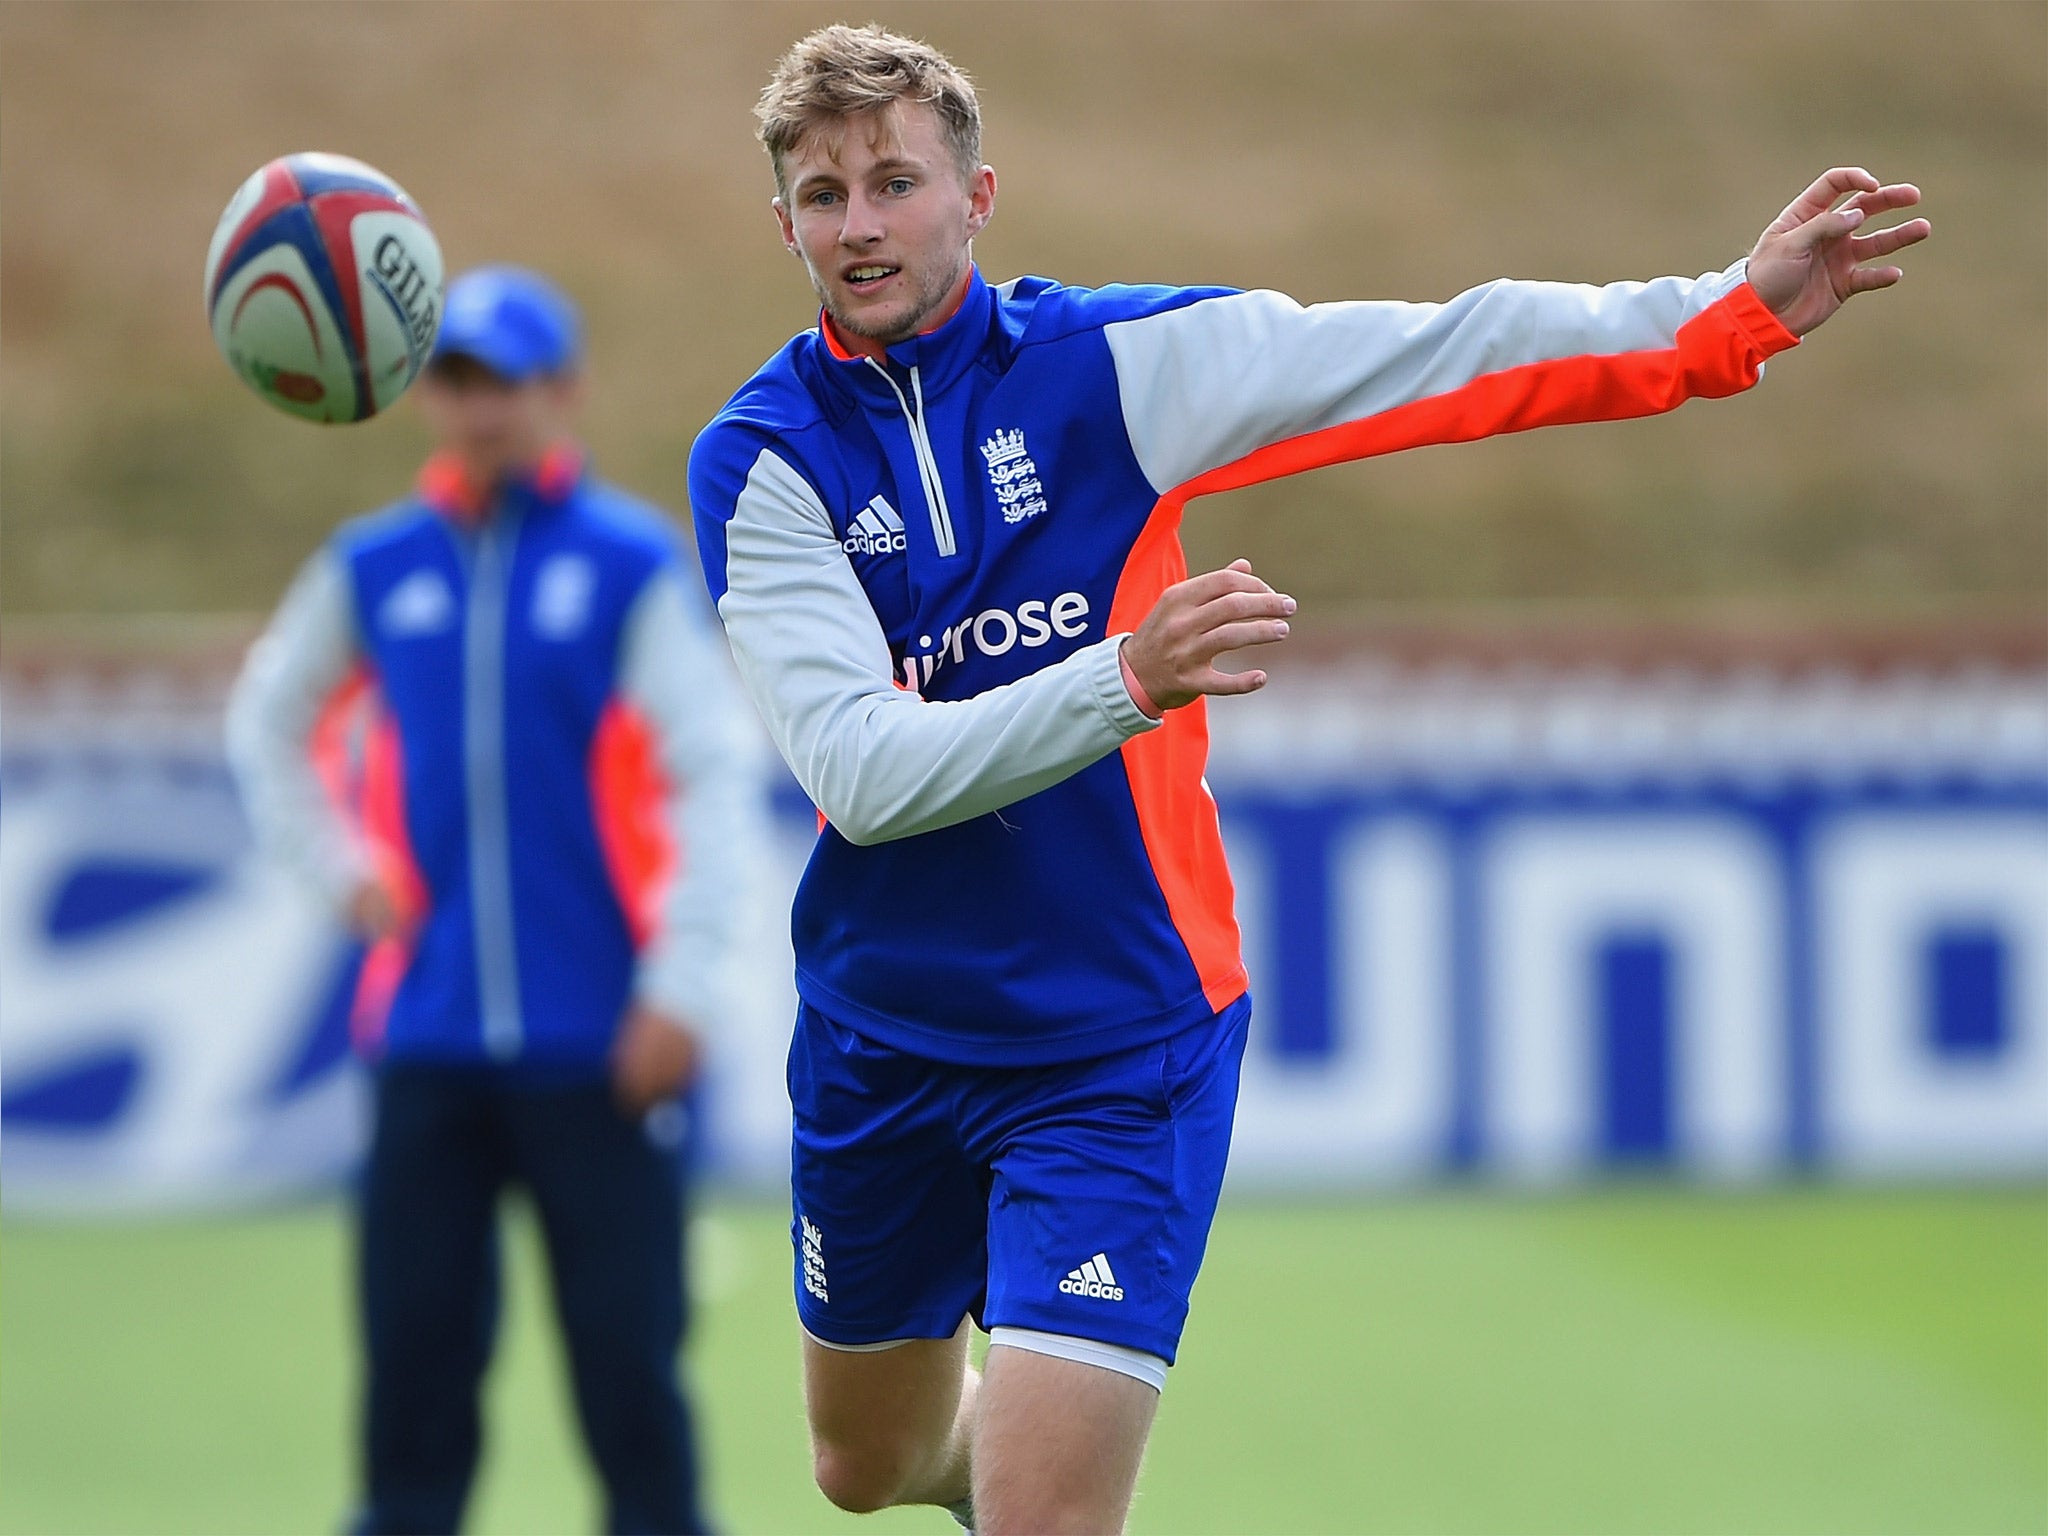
[810,1440,912,1515]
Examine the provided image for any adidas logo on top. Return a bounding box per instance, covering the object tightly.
[1059,1252,1124,1302]
[842,494,907,556]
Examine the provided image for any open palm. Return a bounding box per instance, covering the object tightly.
[1747,168,1929,337]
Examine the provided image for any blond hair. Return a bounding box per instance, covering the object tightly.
[755,23,982,198]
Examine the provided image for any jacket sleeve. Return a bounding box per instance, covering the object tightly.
[616,566,769,1038]
[694,440,1159,847]
[223,547,370,911]
[1102,259,1800,498]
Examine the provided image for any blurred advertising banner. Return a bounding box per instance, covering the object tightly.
[3,617,2044,1211]
[1,623,365,1213]
[1209,622,2048,1188]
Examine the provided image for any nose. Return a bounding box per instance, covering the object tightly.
[839,188,885,248]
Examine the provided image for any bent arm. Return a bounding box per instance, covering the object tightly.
[223,549,369,910]
[714,447,1157,847]
[618,568,768,1039]
[1106,260,1799,496]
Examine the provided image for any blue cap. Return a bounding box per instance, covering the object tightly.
[430,265,581,380]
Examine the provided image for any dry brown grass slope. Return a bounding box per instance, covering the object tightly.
[1,0,2041,622]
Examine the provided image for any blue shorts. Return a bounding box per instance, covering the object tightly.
[786,993,1251,1366]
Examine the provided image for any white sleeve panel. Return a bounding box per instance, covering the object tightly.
[223,548,370,912]
[717,447,1159,847]
[617,568,770,1040]
[1105,260,1754,493]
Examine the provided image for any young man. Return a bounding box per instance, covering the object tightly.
[687,24,1928,1533]
[229,266,760,1535]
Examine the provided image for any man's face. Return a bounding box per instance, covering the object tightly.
[414,354,576,484]
[774,99,995,345]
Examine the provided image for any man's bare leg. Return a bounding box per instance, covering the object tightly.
[802,1320,979,1514]
[972,1344,1160,1536]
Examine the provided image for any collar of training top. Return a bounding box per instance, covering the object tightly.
[415,444,586,522]
[814,265,998,401]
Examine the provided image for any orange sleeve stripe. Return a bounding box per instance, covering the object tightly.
[355,704,426,1049]
[1094,284,1792,1015]
[359,712,425,920]
[590,698,677,951]
[1176,285,1797,501]
[309,673,426,1051]
[307,667,368,803]
[1107,496,1251,1015]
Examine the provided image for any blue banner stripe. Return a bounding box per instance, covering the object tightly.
[1598,932,1675,1161]
[1927,927,2009,1055]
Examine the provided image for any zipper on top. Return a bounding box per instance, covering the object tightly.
[456,506,526,1060]
[865,359,957,558]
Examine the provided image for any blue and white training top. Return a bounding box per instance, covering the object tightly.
[688,264,1798,1067]
[228,454,764,1071]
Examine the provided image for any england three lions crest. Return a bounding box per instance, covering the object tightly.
[981,427,1049,525]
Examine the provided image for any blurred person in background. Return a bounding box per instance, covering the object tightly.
[687,22,1929,1535]
[228,265,759,1536]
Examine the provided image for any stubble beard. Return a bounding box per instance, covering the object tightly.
[817,250,968,346]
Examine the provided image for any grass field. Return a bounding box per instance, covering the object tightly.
[3,1190,2043,1535]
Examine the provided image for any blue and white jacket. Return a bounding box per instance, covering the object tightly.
[228,452,763,1072]
[688,265,1797,1067]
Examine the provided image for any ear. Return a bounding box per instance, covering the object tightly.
[965,165,997,238]
[772,196,799,254]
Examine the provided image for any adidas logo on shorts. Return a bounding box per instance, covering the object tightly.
[1058,1252,1124,1302]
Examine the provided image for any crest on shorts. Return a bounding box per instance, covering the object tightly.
[800,1215,829,1303]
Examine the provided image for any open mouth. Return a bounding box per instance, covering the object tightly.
[844,264,900,293]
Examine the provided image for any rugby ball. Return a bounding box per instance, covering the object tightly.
[204,153,443,423]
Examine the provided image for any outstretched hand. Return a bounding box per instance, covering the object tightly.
[1121,558,1295,713]
[1747,168,1929,337]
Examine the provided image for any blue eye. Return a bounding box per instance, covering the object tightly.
[810,190,839,208]
[886,178,914,195]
